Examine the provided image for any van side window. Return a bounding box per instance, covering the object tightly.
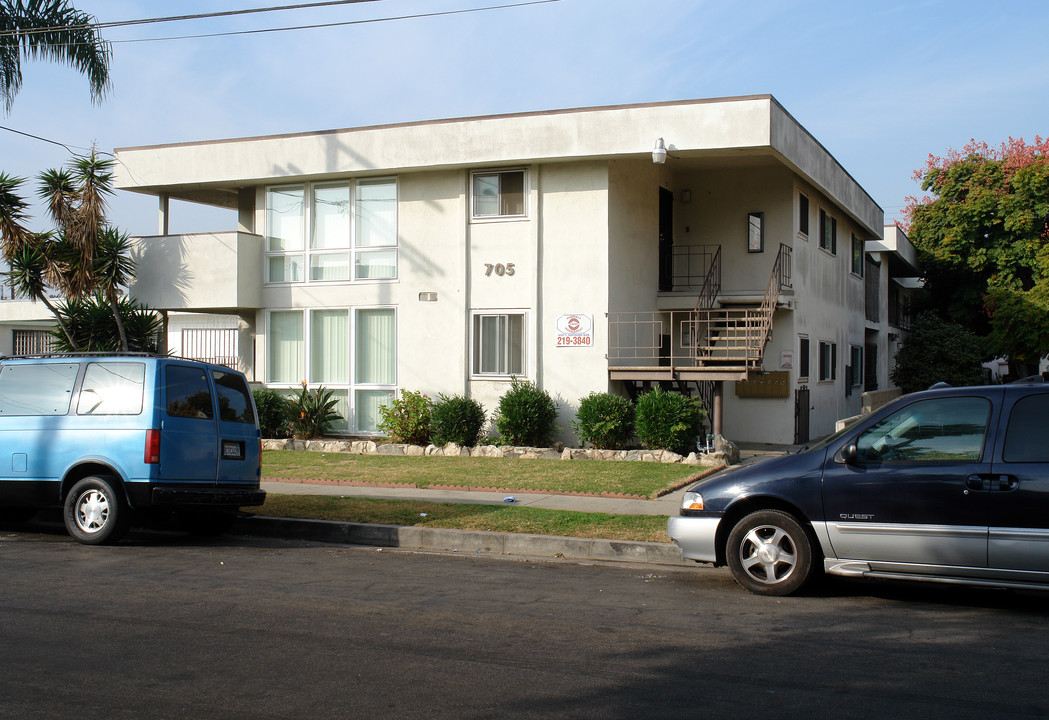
[0,363,78,416]
[1003,394,1049,462]
[165,366,215,420]
[856,396,990,463]
[77,363,145,415]
[213,370,256,424]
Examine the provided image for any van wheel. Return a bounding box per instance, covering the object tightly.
[726,510,815,596]
[64,476,130,545]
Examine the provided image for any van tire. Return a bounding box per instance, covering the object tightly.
[64,476,130,545]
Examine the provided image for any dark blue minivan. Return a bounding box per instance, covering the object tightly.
[668,382,1049,595]
[0,354,265,544]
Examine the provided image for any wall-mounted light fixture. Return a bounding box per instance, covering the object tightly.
[652,138,668,164]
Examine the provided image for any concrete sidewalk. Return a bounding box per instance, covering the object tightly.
[233,443,794,567]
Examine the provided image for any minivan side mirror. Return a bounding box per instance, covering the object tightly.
[840,443,859,465]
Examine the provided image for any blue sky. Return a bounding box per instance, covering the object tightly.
[2,0,1046,235]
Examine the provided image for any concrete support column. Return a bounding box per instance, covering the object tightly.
[712,381,724,437]
[159,193,170,236]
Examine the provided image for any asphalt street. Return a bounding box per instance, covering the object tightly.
[3,527,1049,720]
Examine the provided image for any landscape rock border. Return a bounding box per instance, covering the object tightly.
[262,437,736,468]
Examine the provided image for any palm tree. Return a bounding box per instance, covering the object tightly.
[0,0,111,113]
[0,151,135,351]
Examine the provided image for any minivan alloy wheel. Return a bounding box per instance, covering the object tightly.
[726,510,815,596]
[63,476,130,545]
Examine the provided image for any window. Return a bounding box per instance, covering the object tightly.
[798,337,810,381]
[266,179,397,284]
[818,341,836,382]
[850,346,863,387]
[851,234,864,276]
[78,363,144,415]
[798,194,809,236]
[856,397,991,463]
[213,370,256,424]
[264,307,396,434]
[1003,394,1049,462]
[12,329,54,355]
[472,170,526,219]
[472,312,525,376]
[0,363,78,416]
[165,365,214,420]
[819,209,837,254]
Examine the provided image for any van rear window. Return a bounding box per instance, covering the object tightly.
[77,363,145,415]
[213,370,256,424]
[165,365,215,420]
[0,363,78,415]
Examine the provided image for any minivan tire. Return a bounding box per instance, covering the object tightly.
[63,476,130,545]
[726,510,815,596]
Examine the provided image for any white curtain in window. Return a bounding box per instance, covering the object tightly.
[310,253,350,281]
[311,310,349,384]
[356,309,395,384]
[311,184,350,249]
[269,311,304,383]
[472,174,499,216]
[356,180,397,248]
[327,388,350,433]
[266,186,304,252]
[355,389,392,433]
[354,249,397,280]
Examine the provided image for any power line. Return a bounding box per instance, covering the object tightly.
[0,0,560,42]
[0,0,386,38]
[110,0,560,44]
[0,124,105,156]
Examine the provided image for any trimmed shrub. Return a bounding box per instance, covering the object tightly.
[634,387,706,455]
[377,390,433,445]
[495,377,558,447]
[253,388,291,438]
[431,394,487,447]
[572,392,634,449]
[890,312,985,393]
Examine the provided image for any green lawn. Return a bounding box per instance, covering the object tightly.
[248,494,673,543]
[262,449,709,498]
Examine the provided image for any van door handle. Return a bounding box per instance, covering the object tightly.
[965,475,989,492]
[997,475,1019,491]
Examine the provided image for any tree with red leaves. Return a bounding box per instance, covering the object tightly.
[904,137,1049,374]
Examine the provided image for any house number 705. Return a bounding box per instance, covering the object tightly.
[484,263,516,277]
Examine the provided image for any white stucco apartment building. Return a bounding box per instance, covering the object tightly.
[0,96,919,445]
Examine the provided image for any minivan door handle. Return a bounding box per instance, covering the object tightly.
[965,475,989,492]
[996,474,1019,492]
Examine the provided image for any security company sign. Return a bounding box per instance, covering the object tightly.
[555,314,593,347]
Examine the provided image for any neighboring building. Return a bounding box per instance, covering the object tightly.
[0,96,919,445]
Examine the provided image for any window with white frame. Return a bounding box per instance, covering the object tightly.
[265,178,397,284]
[818,340,837,382]
[472,311,526,377]
[265,307,396,433]
[471,169,526,220]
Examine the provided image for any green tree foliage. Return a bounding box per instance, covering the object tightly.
[0,0,111,112]
[0,151,145,351]
[889,313,985,394]
[634,388,705,455]
[572,392,634,450]
[252,388,291,439]
[430,394,487,447]
[495,377,558,447]
[287,382,342,439]
[377,390,433,446]
[905,137,1049,365]
[49,294,162,352]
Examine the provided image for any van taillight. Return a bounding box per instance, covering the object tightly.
[145,429,161,464]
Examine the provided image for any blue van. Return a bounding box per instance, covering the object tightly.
[0,354,265,544]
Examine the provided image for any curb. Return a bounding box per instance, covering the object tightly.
[232,515,694,567]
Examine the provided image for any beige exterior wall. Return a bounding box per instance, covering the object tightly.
[95,96,893,444]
